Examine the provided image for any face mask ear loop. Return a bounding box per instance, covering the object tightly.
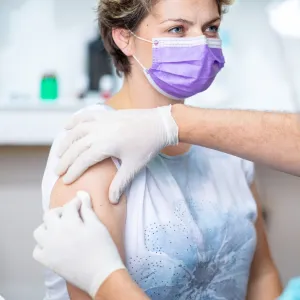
[128,30,152,71]
[132,55,147,71]
[129,30,153,44]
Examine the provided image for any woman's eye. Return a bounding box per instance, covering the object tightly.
[205,25,219,33]
[168,26,184,34]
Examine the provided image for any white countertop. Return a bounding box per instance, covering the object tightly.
[0,103,86,146]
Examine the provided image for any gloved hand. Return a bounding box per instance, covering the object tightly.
[279,278,300,300]
[33,191,125,298]
[56,105,178,203]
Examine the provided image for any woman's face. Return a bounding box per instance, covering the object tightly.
[132,0,221,69]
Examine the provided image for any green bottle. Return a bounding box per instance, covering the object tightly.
[40,74,58,101]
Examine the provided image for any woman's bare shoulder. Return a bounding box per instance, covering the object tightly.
[51,158,126,220]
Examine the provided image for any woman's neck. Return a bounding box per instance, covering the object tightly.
[107,70,180,110]
[106,70,191,156]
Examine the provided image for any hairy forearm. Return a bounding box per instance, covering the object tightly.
[173,104,300,176]
[95,270,150,300]
[247,271,282,300]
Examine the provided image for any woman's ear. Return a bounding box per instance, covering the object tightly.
[112,28,134,56]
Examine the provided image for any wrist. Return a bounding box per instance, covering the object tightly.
[157,105,179,146]
[172,103,186,143]
[94,269,126,300]
[95,269,149,300]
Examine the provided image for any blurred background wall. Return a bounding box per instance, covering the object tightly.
[0,0,299,299]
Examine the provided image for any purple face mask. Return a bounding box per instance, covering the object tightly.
[132,34,225,100]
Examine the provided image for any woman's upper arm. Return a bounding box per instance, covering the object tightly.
[249,183,274,273]
[247,182,282,299]
[50,159,126,299]
[241,160,272,267]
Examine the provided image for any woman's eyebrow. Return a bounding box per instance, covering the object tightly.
[160,18,195,26]
[160,16,221,27]
[203,16,221,27]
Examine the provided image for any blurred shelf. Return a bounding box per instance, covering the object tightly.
[0,102,85,111]
[0,102,86,146]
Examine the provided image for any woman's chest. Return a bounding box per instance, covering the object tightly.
[124,155,257,299]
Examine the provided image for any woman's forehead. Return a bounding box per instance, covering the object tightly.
[151,0,219,20]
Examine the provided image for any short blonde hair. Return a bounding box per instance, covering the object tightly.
[98,0,233,76]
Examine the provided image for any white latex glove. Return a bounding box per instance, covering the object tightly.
[56,105,178,203]
[33,191,125,298]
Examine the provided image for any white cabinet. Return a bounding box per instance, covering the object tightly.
[0,104,84,146]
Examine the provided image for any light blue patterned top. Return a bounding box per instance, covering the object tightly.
[124,146,257,300]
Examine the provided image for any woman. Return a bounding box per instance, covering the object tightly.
[42,0,282,299]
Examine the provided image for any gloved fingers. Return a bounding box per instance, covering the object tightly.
[80,195,103,225]
[33,224,47,248]
[76,190,92,208]
[77,190,105,225]
[62,148,110,185]
[32,244,45,264]
[65,110,100,130]
[61,195,83,222]
[56,136,93,178]
[43,207,63,229]
[56,123,91,160]
[109,160,138,204]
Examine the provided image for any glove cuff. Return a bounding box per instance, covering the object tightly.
[157,105,179,146]
[89,263,126,299]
